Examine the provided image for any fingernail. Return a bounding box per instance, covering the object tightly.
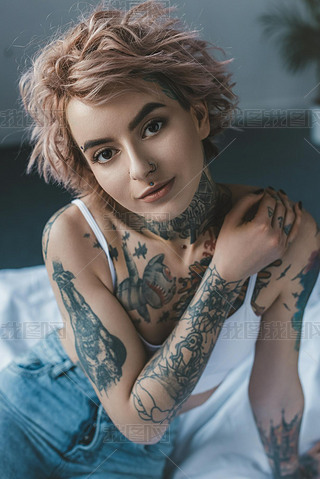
[279,189,287,195]
[268,186,275,190]
[298,201,303,211]
[253,188,264,194]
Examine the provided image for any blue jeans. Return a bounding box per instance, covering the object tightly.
[0,329,180,478]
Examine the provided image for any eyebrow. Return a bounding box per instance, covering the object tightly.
[82,102,166,153]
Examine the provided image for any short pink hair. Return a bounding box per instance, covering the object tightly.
[19,0,238,204]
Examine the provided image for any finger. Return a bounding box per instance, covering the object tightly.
[265,187,287,210]
[277,191,296,238]
[271,192,286,231]
[254,191,277,225]
[265,187,281,201]
[285,203,303,247]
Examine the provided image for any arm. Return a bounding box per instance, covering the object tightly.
[248,208,320,478]
[130,262,245,441]
[43,208,245,445]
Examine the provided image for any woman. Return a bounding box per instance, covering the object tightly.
[1,1,320,477]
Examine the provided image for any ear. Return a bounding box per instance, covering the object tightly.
[190,101,210,140]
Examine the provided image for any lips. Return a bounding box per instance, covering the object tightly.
[138,178,173,199]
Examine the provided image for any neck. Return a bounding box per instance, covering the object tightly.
[113,169,232,246]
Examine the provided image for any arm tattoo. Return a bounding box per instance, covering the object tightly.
[253,408,303,478]
[290,249,320,351]
[52,260,127,395]
[131,264,244,425]
[277,264,292,280]
[255,408,320,478]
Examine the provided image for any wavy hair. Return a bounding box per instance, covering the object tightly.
[19,0,239,205]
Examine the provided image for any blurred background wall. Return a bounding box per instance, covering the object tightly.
[1,0,319,268]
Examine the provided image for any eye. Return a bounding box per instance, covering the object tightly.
[92,147,117,164]
[142,119,166,138]
[91,118,166,164]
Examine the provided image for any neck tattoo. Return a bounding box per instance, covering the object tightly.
[112,169,232,246]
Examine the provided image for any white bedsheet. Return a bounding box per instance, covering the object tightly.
[165,271,320,478]
[0,265,319,478]
[0,265,63,370]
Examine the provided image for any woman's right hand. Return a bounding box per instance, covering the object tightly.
[212,188,302,282]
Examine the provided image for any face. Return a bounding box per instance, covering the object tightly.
[66,81,210,222]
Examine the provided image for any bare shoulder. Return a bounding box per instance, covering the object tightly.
[42,200,114,292]
[42,201,89,267]
[279,206,320,289]
[41,202,75,263]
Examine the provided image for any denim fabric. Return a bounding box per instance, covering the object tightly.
[0,329,180,479]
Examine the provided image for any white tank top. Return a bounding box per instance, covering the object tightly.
[71,198,262,395]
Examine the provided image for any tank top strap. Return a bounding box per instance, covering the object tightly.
[71,199,116,289]
[245,273,258,309]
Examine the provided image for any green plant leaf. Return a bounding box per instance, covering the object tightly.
[304,0,320,24]
[259,4,320,73]
[280,25,320,73]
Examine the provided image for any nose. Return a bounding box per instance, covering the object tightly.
[128,147,155,181]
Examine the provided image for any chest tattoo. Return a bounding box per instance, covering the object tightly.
[116,233,176,322]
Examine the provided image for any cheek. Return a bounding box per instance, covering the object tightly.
[92,168,129,200]
[161,125,202,158]
[165,126,204,172]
